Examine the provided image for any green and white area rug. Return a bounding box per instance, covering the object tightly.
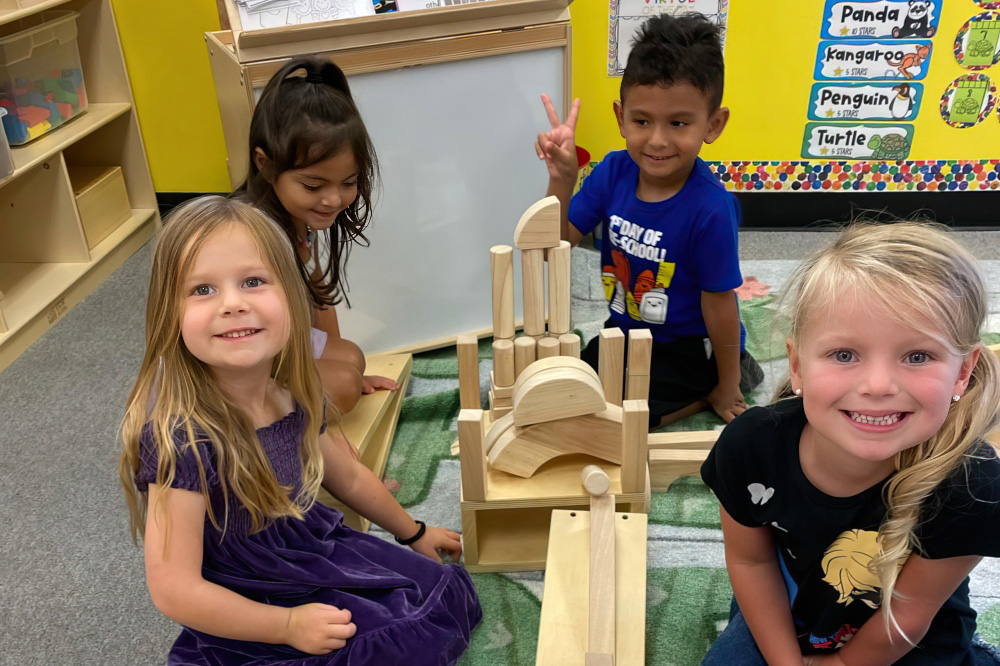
[372,295,1000,666]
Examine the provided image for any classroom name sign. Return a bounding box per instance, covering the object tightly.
[808,82,922,120]
[815,40,932,80]
[822,0,940,39]
[801,123,914,159]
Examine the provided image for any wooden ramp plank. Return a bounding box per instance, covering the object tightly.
[317,353,413,532]
[536,509,647,666]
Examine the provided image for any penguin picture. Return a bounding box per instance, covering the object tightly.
[889,83,915,119]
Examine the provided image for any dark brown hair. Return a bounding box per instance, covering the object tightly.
[236,57,378,308]
[621,13,725,111]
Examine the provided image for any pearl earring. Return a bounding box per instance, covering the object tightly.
[794,388,802,396]
[952,394,961,403]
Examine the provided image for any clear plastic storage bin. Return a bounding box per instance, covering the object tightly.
[0,11,87,146]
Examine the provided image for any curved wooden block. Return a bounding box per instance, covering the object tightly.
[489,408,623,478]
[512,363,606,427]
[513,196,560,250]
[513,355,602,395]
[483,412,516,454]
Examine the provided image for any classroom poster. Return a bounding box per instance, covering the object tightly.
[607,0,728,75]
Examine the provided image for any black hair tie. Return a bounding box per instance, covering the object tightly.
[304,72,324,84]
[394,520,426,546]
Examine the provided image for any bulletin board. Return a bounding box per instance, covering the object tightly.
[571,0,1000,199]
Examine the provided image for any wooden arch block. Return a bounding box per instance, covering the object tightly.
[513,195,561,250]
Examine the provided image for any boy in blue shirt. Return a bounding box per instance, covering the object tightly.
[535,13,762,427]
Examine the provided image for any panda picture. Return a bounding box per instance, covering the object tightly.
[892,0,936,39]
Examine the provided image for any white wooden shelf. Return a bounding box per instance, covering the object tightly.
[6,103,132,178]
[0,0,158,372]
[0,0,73,27]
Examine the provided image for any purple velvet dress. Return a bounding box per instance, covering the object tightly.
[137,407,482,665]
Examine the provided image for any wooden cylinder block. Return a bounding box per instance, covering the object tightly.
[490,245,514,340]
[521,248,545,337]
[513,336,536,378]
[537,336,560,359]
[581,464,610,496]
[547,240,571,335]
[559,332,581,358]
[492,338,515,387]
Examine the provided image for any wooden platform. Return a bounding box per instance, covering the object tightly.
[535,509,647,666]
[317,353,413,531]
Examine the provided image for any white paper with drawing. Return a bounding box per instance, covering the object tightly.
[608,0,728,76]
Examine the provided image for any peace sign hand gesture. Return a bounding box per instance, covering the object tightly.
[534,94,581,185]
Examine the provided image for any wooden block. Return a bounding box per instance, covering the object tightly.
[625,330,652,401]
[585,655,614,666]
[589,493,616,659]
[512,362,607,427]
[317,353,412,532]
[537,335,560,359]
[488,390,512,409]
[547,240,572,335]
[489,407,623,478]
[514,355,602,390]
[649,449,709,492]
[582,464,610,496]
[522,248,546,337]
[490,245,515,340]
[458,409,488,502]
[513,195,560,250]
[598,329,625,406]
[620,401,648,494]
[491,404,513,420]
[490,373,513,399]
[559,332,581,358]
[647,430,720,450]
[536,510,647,666]
[514,336,537,378]
[457,334,481,409]
[493,338,515,386]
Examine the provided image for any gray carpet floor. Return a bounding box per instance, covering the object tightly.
[1,229,998,665]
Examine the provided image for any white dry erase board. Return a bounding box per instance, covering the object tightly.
[333,52,564,353]
[207,0,571,352]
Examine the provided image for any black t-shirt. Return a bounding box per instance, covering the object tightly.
[701,398,1000,665]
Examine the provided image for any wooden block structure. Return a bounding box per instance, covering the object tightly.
[455,197,655,572]
[535,466,647,666]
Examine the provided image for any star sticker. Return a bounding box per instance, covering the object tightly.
[826,108,835,117]
[834,67,844,76]
[821,147,829,155]
[840,26,849,36]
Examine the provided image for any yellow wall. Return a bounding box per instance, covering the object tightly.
[111,0,231,192]
[113,1,998,191]
[571,0,1000,162]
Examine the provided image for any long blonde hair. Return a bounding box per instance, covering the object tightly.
[119,196,327,542]
[776,221,1000,640]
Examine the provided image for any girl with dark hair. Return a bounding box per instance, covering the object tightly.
[236,56,395,416]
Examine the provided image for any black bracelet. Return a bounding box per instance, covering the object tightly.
[394,520,426,546]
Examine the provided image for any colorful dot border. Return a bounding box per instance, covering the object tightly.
[953,11,1000,70]
[705,160,1000,192]
[940,74,997,127]
[975,1,1000,10]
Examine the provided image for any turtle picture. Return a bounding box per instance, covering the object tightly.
[968,38,995,58]
[952,95,982,116]
[867,133,910,160]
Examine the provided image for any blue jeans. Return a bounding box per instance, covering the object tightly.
[701,600,1000,665]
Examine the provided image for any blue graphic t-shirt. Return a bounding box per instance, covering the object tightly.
[569,151,745,346]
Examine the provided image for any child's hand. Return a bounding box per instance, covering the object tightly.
[285,603,357,655]
[409,525,463,563]
[361,374,398,394]
[706,384,747,423]
[535,94,581,184]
